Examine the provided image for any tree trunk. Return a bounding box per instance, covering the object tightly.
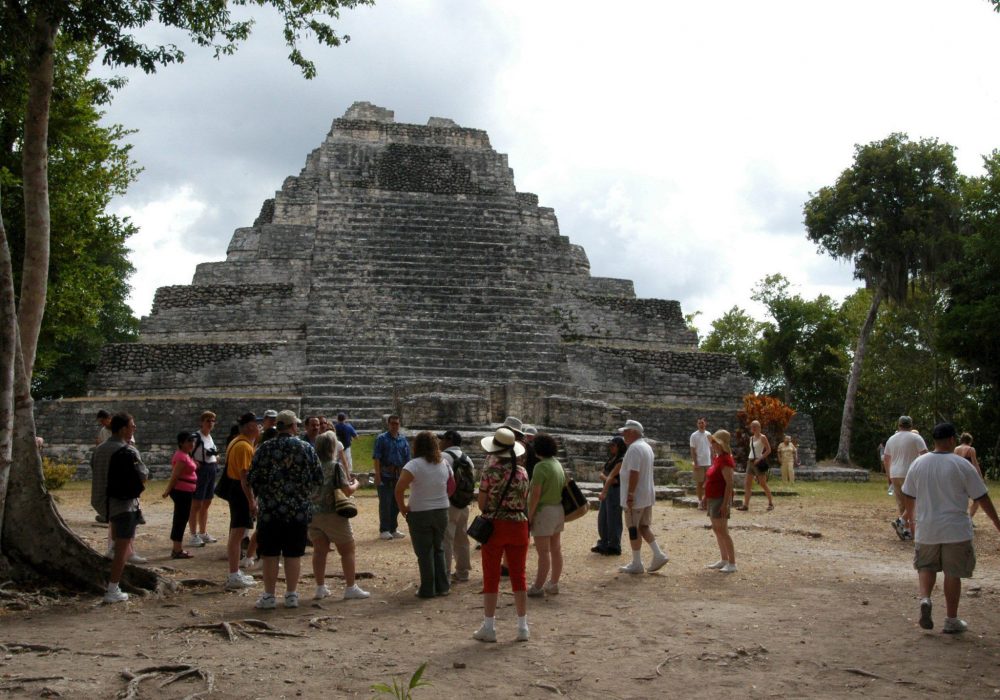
[0,15,167,594]
[835,287,885,464]
[1,329,166,594]
[0,195,16,541]
[17,14,57,379]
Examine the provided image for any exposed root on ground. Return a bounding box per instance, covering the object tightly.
[170,618,305,642]
[119,664,214,700]
[701,523,822,538]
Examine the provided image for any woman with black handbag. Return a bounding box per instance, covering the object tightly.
[472,427,530,643]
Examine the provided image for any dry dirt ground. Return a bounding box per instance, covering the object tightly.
[2,480,1000,699]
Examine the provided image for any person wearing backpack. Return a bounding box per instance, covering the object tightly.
[439,430,474,583]
[91,413,148,603]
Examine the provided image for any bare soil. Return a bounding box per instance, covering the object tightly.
[2,481,999,699]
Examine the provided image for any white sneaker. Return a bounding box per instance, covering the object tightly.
[225,572,254,590]
[238,570,255,585]
[127,553,148,564]
[255,593,277,610]
[619,561,645,575]
[284,591,299,608]
[720,562,738,573]
[706,560,726,569]
[543,582,559,596]
[648,553,670,573]
[343,584,371,600]
[472,624,497,643]
[187,534,204,547]
[391,530,406,539]
[103,586,129,604]
[379,531,393,541]
[240,556,257,569]
[199,532,218,544]
[516,626,530,642]
[314,585,332,600]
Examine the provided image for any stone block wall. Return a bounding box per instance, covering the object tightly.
[565,344,752,405]
[85,341,304,395]
[555,294,697,348]
[36,396,301,476]
[544,395,627,433]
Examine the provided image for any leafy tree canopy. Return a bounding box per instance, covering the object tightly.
[1,40,140,398]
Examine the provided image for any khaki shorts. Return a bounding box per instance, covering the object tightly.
[706,497,729,520]
[692,466,707,485]
[531,504,565,537]
[308,512,354,548]
[914,540,976,578]
[624,505,653,528]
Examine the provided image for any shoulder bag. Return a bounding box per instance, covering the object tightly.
[333,462,358,518]
[561,478,589,522]
[467,455,518,545]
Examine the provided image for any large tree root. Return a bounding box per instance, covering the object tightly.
[701,523,822,538]
[171,618,304,642]
[0,641,123,657]
[119,664,214,700]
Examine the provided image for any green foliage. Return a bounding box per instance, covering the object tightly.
[700,305,766,383]
[1,40,140,398]
[2,1,373,78]
[42,457,77,491]
[803,133,962,302]
[371,662,430,699]
[939,150,1000,475]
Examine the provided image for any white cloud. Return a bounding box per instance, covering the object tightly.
[116,186,216,318]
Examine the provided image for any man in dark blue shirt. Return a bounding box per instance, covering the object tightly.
[335,412,359,473]
[372,414,410,540]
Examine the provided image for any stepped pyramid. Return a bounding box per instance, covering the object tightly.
[37,102,794,473]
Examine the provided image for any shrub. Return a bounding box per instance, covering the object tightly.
[42,457,77,491]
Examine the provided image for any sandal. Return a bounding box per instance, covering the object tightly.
[171,550,194,559]
[735,505,748,511]
[766,504,774,511]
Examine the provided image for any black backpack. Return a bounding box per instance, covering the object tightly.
[106,445,145,500]
[447,448,476,509]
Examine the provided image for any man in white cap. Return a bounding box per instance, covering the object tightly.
[259,409,279,443]
[617,419,669,574]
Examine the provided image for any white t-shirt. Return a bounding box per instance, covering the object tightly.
[901,451,987,544]
[689,430,712,467]
[884,430,927,479]
[193,431,218,464]
[402,457,452,512]
[619,438,655,509]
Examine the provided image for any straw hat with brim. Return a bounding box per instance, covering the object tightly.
[481,427,526,456]
[501,416,525,438]
[709,429,732,454]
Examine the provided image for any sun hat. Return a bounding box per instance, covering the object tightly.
[709,429,732,454]
[481,427,526,456]
[263,409,278,419]
[523,424,538,437]
[501,416,525,438]
[276,409,300,429]
[616,419,644,435]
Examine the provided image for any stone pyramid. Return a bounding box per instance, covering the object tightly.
[38,102,784,473]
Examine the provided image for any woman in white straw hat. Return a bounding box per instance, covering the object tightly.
[705,430,737,573]
[472,427,531,643]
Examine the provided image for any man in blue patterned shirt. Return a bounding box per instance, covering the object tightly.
[247,409,322,609]
[373,414,411,540]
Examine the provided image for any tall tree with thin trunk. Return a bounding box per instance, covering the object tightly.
[803,133,961,464]
[0,0,372,589]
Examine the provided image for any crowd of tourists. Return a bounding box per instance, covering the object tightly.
[89,408,1000,640]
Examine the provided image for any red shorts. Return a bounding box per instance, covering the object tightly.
[480,519,529,594]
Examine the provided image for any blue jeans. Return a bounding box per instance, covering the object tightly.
[377,479,399,533]
[597,484,623,552]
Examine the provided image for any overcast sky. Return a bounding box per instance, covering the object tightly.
[96,0,1000,337]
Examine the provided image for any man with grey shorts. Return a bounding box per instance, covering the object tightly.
[901,422,1000,633]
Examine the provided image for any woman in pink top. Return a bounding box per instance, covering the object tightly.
[163,432,199,558]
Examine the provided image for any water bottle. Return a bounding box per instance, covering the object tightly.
[887,483,894,496]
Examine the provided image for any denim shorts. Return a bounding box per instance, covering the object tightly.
[193,462,219,500]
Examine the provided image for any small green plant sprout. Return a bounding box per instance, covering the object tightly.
[371,662,430,699]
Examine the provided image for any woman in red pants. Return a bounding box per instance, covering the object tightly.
[473,427,530,643]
